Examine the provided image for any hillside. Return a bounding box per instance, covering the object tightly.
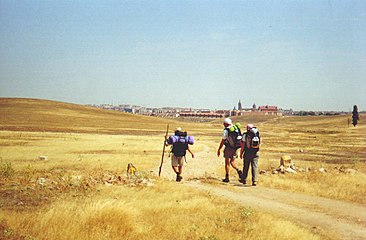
[0,98,212,135]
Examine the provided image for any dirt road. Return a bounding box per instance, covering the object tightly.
[187,182,366,240]
[157,145,366,240]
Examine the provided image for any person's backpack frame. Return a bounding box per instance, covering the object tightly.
[245,127,260,150]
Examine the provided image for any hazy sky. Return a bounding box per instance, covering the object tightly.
[0,1,365,111]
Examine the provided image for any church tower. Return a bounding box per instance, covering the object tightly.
[238,100,242,111]
[252,103,257,111]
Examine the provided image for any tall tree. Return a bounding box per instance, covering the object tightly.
[352,105,359,127]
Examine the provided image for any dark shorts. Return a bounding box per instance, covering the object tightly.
[224,147,237,159]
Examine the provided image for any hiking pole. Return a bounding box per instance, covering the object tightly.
[158,124,169,177]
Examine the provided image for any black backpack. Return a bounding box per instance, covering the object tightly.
[172,131,189,157]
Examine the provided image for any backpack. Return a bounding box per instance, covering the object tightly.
[224,123,243,149]
[245,127,260,150]
[167,132,194,157]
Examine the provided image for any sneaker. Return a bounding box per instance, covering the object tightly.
[252,181,257,186]
[222,177,230,183]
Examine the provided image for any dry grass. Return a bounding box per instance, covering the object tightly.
[0,98,216,136]
[0,98,365,239]
[252,115,366,204]
[259,115,365,164]
[0,131,163,172]
[1,182,320,240]
[207,113,366,204]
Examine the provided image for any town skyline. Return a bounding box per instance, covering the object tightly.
[88,99,355,117]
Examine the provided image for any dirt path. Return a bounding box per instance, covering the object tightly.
[187,182,366,240]
[156,145,366,240]
[158,145,222,181]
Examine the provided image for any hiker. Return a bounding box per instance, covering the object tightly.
[217,118,243,183]
[166,128,194,182]
[240,124,260,186]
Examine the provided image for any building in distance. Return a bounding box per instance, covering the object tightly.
[89,100,284,118]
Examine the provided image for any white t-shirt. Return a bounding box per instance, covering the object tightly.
[222,125,232,140]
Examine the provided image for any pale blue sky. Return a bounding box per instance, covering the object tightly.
[0,0,365,111]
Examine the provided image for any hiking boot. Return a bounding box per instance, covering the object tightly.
[176,173,182,182]
[240,179,247,184]
[222,177,230,183]
[252,181,257,186]
[237,170,243,179]
[177,175,183,182]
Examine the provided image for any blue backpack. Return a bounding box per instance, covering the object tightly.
[167,132,194,157]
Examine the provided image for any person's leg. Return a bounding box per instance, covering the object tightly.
[242,157,250,184]
[171,155,179,173]
[223,157,230,182]
[172,166,179,174]
[172,155,182,181]
[230,159,243,179]
[251,156,259,185]
[176,157,184,182]
[224,147,241,179]
[230,159,239,170]
[178,156,184,174]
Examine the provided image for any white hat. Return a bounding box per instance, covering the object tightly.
[176,127,182,131]
[224,118,232,125]
[247,124,254,130]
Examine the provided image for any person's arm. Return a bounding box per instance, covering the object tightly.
[240,134,246,158]
[187,146,195,158]
[217,139,224,157]
[240,141,244,159]
[218,129,228,157]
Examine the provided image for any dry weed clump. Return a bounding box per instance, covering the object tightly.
[254,213,322,240]
[0,219,31,240]
[0,159,15,179]
[4,199,140,240]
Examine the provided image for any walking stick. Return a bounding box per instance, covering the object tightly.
[159,124,169,176]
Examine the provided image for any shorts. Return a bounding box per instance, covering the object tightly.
[224,147,238,159]
[171,155,184,167]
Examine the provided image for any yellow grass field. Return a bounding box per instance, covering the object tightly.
[0,98,365,239]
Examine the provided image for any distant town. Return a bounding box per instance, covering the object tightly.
[87,100,352,118]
